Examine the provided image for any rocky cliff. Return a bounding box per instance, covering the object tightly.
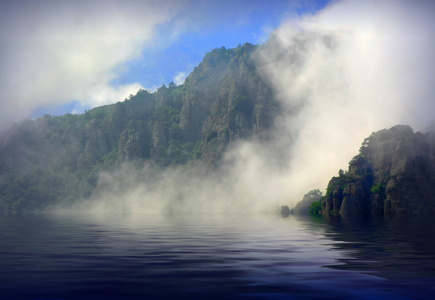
[322,125,435,217]
[0,43,279,213]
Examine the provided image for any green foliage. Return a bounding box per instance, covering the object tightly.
[84,106,111,121]
[167,140,188,164]
[170,84,186,95]
[203,46,234,65]
[0,159,98,213]
[307,189,322,199]
[191,141,202,159]
[308,201,322,216]
[349,135,374,167]
[325,174,353,197]
[370,182,386,194]
[154,145,170,167]
[326,187,332,197]
[100,147,118,169]
[349,153,364,167]
[0,42,277,213]
[152,139,201,167]
[151,98,182,141]
[205,131,218,143]
[152,105,172,125]
[157,84,168,93]
[136,88,151,96]
[232,94,252,114]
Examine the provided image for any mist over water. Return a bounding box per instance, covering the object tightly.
[58,0,435,215]
[4,2,435,299]
[252,0,435,202]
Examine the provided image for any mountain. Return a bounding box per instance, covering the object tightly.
[0,43,279,213]
[320,125,435,217]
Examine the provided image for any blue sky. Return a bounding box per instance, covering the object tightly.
[0,0,330,127]
[111,0,330,89]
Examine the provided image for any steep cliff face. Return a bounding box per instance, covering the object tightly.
[323,125,435,217]
[200,43,277,165]
[0,43,278,213]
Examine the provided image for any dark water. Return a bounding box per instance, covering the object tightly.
[0,212,434,300]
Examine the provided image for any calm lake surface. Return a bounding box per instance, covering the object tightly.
[0,212,434,299]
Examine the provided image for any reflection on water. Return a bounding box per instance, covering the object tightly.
[318,215,435,280]
[0,212,434,299]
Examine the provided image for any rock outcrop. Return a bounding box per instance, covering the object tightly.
[0,43,279,213]
[322,125,435,217]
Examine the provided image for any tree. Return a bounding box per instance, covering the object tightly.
[308,201,322,216]
[307,189,322,199]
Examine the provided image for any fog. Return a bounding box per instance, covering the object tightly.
[52,0,435,215]
[252,0,435,203]
[0,0,181,131]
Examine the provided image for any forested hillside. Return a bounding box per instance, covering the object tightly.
[0,43,279,213]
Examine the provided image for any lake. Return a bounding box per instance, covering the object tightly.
[0,212,434,299]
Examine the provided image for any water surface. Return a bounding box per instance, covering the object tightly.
[0,212,434,299]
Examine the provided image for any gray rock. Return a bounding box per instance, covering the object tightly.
[323,125,435,217]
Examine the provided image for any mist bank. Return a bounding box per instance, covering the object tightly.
[254,0,435,204]
[54,153,286,216]
[2,0,435,216]
[66,0,435,216]
[0,43,290,215]
[0,0,184,131]
[321,125,435,218]
[290,125,435,218]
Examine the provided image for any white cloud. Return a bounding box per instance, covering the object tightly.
[173,71,188,85]
[4,0,435,212]
[75,82,145,105]
[252,0,435,202]
[75,0,435,212]
[0,0,182,129]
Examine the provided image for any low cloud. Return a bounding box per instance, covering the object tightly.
[173,71,188,85]
[0,0,181,130]
[253,0,435,200]
[53,0,435,216]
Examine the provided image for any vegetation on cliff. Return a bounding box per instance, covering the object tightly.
[0,43,279,213]
[290,189,323,215]
[291,125,435,218]
[308,200,322,216]
[320,125,435,217]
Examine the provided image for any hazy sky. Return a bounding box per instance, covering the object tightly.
[0,0,328,129]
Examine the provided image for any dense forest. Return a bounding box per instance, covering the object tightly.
[0,43,279,213]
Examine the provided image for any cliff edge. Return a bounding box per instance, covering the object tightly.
[322,125,435,217]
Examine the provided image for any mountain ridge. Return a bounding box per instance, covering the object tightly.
[0,43,279,213]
